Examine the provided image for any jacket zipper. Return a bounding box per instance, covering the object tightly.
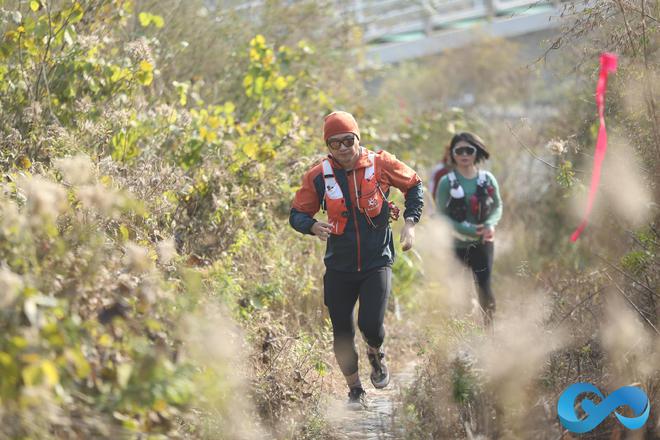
[351,170,362,272]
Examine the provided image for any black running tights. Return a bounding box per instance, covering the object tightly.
[455,241,496,322]
[323,266,391,377]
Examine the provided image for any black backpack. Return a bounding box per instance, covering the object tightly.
[445,170,494,224]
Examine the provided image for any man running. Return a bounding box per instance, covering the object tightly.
[289,111,424,408]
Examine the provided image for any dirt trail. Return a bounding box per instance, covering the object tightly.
[326,362,417,440]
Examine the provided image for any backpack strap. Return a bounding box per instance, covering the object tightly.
[477,169,488,186]
[364,151,390,201]
[322,160,343,200]
[447,171,457,186]
[447,171,464,200]
[364,151,376,181]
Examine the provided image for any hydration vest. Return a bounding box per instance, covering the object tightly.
[446,170,495,224]
[322,151,385,235]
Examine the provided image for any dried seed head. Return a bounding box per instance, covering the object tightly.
[18,176,67,220]
[545,139,566,155]
[124,242,152,273]
[54,154,95,186]
[0,265,23,308]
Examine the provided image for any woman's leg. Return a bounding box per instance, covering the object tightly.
[467,242,496,324]
[455,246,470,266]
[454,243,495,325]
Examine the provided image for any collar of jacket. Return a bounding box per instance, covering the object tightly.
[326,147,374,170]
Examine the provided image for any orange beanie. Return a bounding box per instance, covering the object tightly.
[323,111,360,142]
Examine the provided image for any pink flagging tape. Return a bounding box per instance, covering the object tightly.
[571,53,618,242]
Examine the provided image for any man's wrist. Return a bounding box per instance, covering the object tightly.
[308,219,318,234]
[405,217,416,226]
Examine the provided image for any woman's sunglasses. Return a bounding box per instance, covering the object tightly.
[453,145,477,156]
[327,135,356,150]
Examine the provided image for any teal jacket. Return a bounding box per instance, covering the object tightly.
[435,169,502,247]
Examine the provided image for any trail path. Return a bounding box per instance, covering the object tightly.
[326,362,417,440]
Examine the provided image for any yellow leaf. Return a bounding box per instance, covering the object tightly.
[41,360,59,386]
[139,60,153,72]
[99,334,113,347]
[254,76,265,95]
[317,90,329,106]
[206,130,217,142]
[153,399,167,412]
[30,1,40,12]
[110,66,130,83]
[249,47,259,61]
[259,146,276,161]
[199,126,208,140]
[117,363,132,388]
[119,224,129,241]
[274,76,287,91]
[262,52,273,66]
[253,34,265,46]
[224,101,235,114]
[16,155,31,169]
[138,12,151,27]
[4,31,18,42]
[22,364,40,386]
[137,61,154,85]
[145,319,162,331]
[152,15,164,28]
[11,336,27,349]
[100,175,113,186]
[67,349,90,379]
[243,142,258,159]
[20,353,40,364]
[143,74,154,85]
[0,352,12,366]
[208,116,220,129]
[167,109,178,124]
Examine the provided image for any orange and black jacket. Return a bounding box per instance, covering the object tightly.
[289,147,424,273]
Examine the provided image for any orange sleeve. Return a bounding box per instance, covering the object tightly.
[292,163,322,216]
[377,150,422,193]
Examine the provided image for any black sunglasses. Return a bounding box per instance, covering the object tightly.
[453,145,477,156]
[327,135,356,150]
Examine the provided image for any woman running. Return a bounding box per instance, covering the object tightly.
[435,132,502,326]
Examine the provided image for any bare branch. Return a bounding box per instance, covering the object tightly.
[606,273,660,336]
[614,0,639,56]
[506,122,586,174]
[554,285,610,327]
[594,252,659,299]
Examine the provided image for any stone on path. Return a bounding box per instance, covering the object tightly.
[326,363,417,440]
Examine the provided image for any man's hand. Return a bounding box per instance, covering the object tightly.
[400,219,415,251]
[311,221,333,241]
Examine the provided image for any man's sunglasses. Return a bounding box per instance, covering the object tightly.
[327,135,356,150]
[453,145,477,156]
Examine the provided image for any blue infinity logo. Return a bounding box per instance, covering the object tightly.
[557,383,650,433]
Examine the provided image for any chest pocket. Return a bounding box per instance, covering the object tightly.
[356,151,384,218]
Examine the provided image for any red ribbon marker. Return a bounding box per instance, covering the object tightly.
[571,53,618,242]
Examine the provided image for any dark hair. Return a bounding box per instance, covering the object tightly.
[448,132,490,164]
